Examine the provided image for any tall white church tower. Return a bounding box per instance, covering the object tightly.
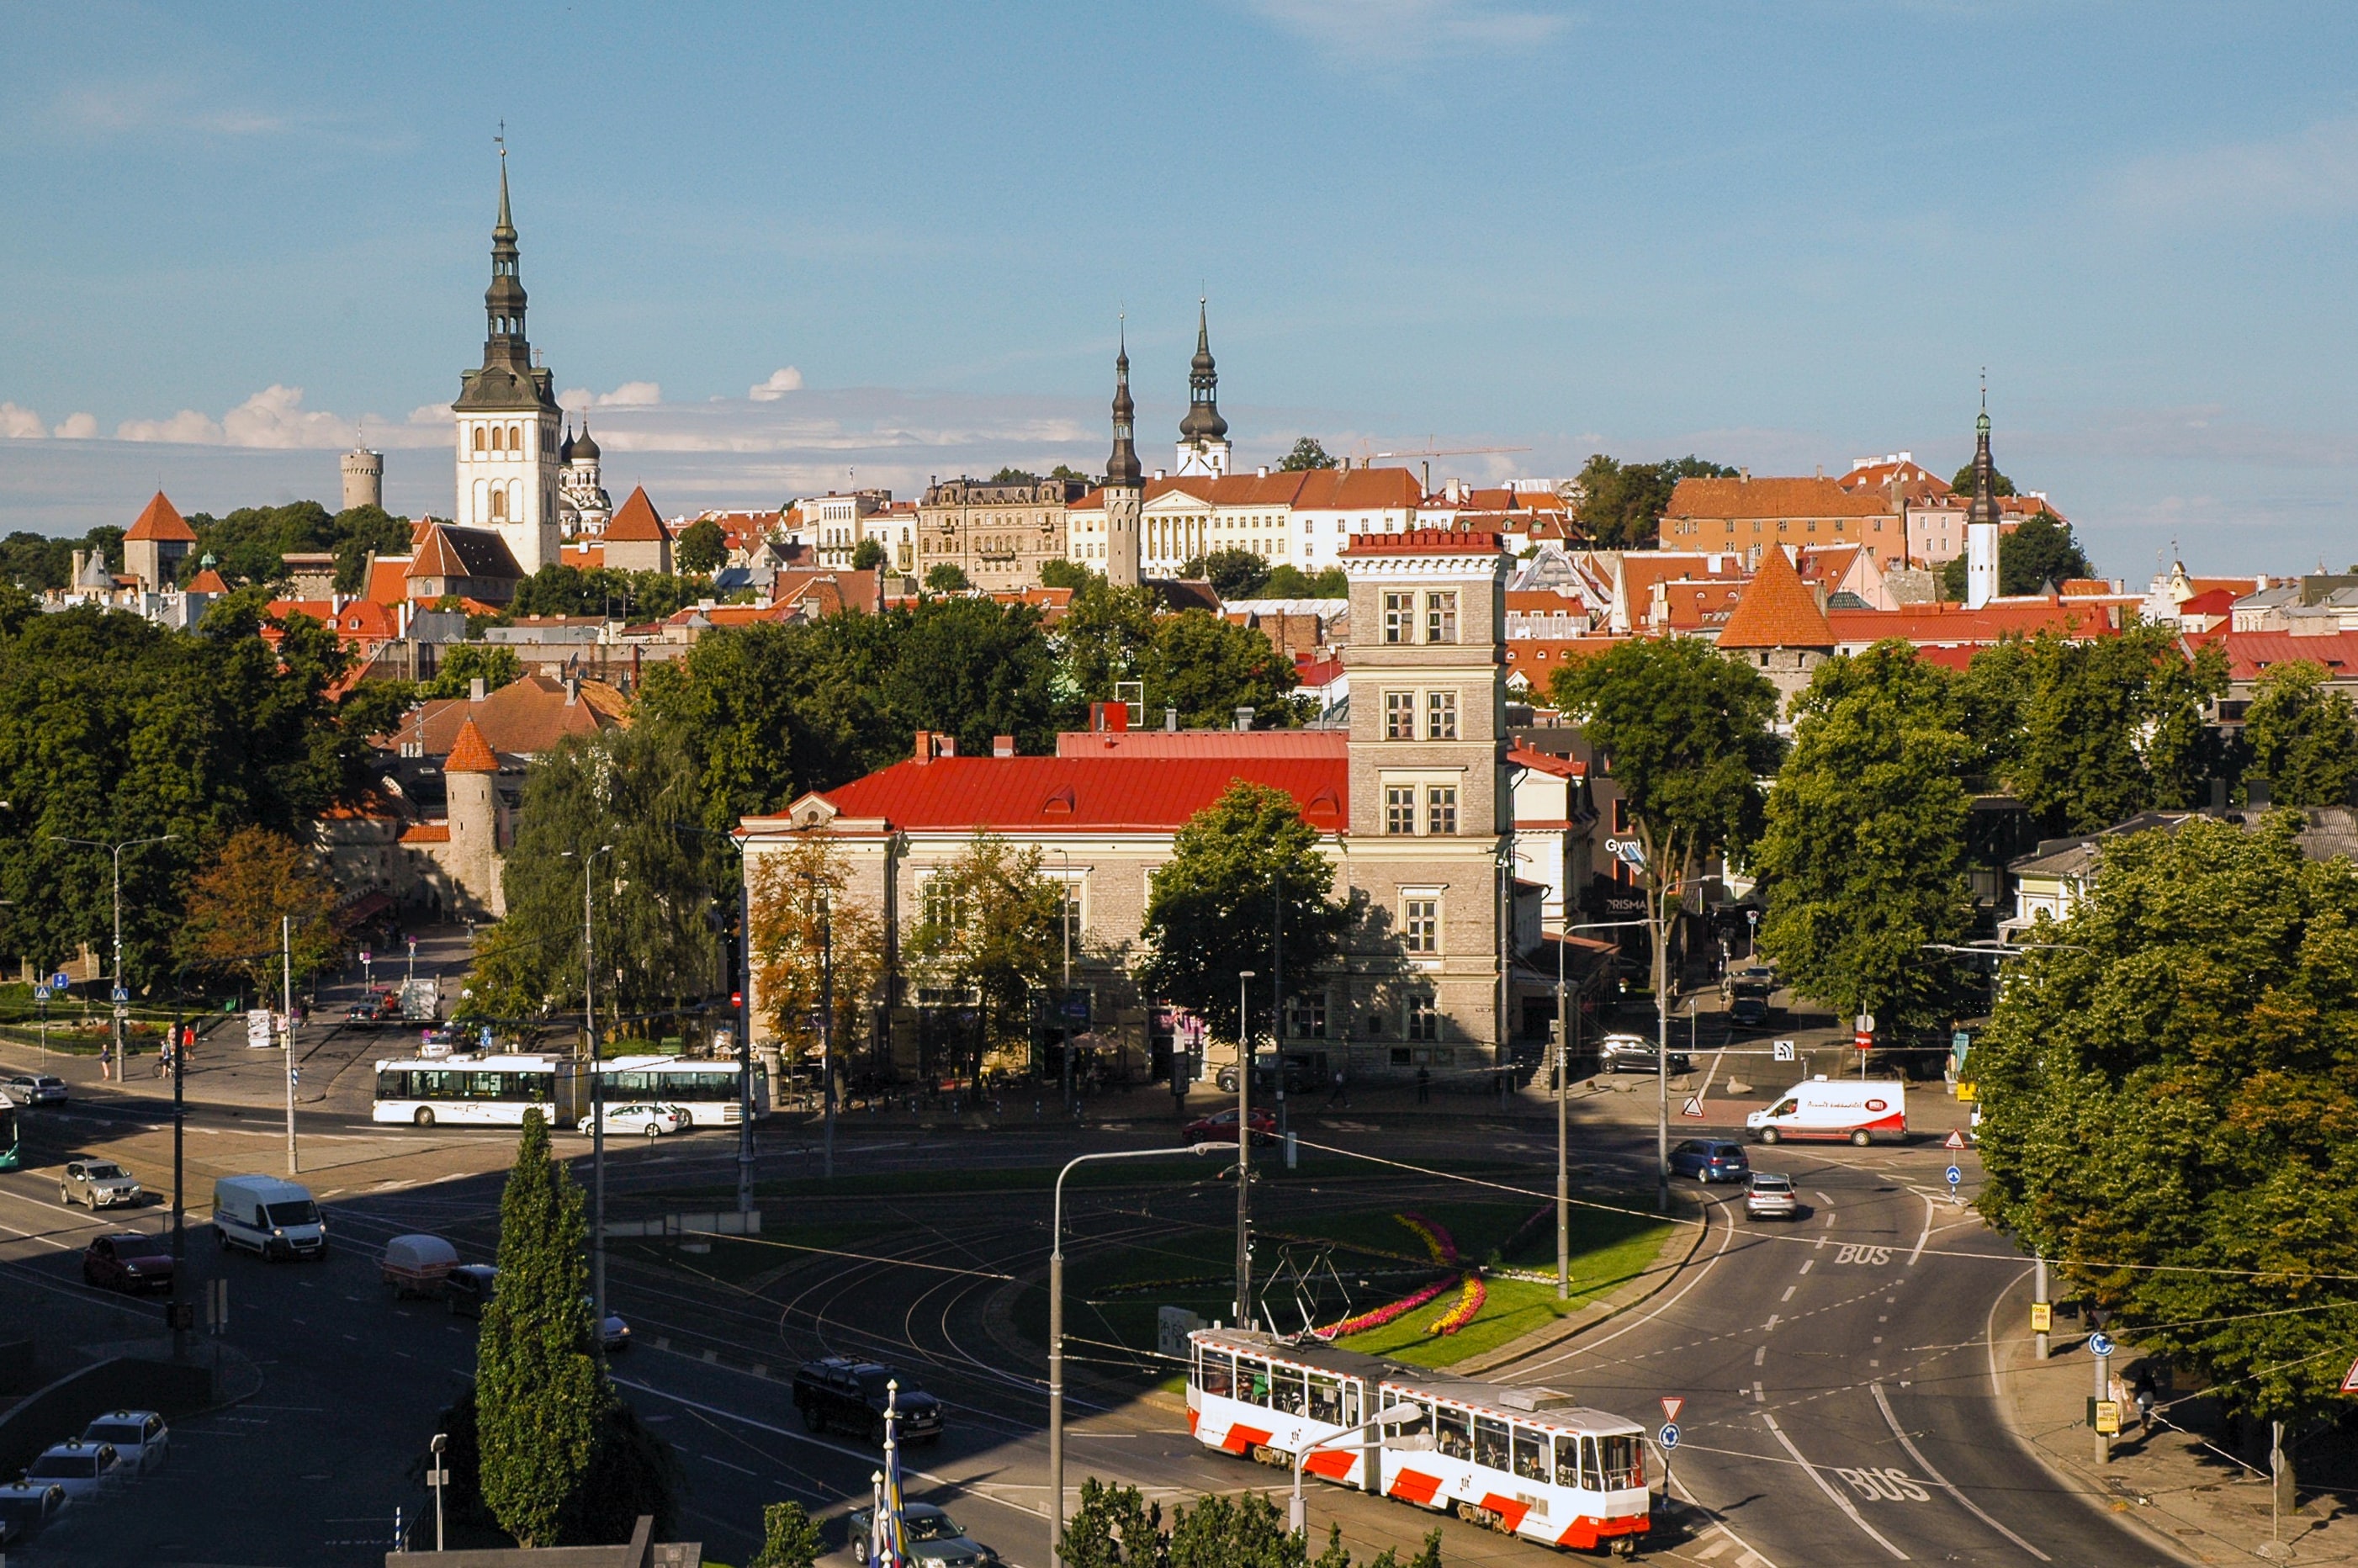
[452,151,561,575]
[1174,299,1232,479]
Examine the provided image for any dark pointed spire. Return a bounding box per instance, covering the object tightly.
[1967,379,2000,527]
[1179,296,1227,442]
[1107,315,1142,487]
[495,143,516,243]
[482,142,530,367]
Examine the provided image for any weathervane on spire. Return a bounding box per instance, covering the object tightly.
[496,119,506,158]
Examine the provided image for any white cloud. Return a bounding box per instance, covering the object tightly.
[53,412,97,439]
[116,408,224,444]
[2116,114,2358,223]
[1242,0,1571,69]
[219,384,357,449]
[0,403,44,439]
[748,367,804,401]
[560,381,664,411]
[55,81,287,139]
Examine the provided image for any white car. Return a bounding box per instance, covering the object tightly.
[576,1103,688,1139]
[24,1439,117,1500]
[81,1410,167,1475]
[3,1074,66,1105]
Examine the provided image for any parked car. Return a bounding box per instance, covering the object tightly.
[82,1232,175,1294]
[59,1157,143,1210]
[80,1411,167,1475]
[793,1357,945,1444]
[0,1481,66,1544]
[847,1501,999,1567]
[1214,1057,1317,1095]
[381,1234,460,1299]
[1668,1139,1751,1184]
[575,1103,689,1139]
[24,1439,117,1501]
[1745,1172,1800,1221]
[1598,1034,1693,1075]
[444,1263,499,1318]
[587,1298,631,1353]
[1180,1106,1277,1146]
[3,1074,66,1106]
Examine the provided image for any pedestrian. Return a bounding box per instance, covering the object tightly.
[1327,1069,1345,1108]
[1416,1066,1430,1104]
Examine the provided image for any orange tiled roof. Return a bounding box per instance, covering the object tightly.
[606,486,670,543]
[1716,547,1835,649]
[400,823,452,844]
[1664,476,1894,522]
[125,490,198,543]
[381,674,629,760]
[1502,638,1630,684]
[444,717,501,774]
[363,556,411,604]
[410,526,523,582]
[186,568,231,594]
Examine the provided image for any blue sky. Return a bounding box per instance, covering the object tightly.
[4,2,2355,578]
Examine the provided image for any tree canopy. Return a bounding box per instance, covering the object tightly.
[1038,558,1094,591]
[1571,454,1737,549]
[748,835,885,1068]
[1279,437,1339,472]
[1182,548,1270,601]
[179,501,411,591]
[1973,814,2358,1455]
[925,562,971,592]
[850,537,887,572]
[672,518,729,575]
[1260,563,1349,598]
[1948,460,2017,499]
[1060,1478,1440,1568]
[906,833,1062,1064]
[2243,661,2358,807]
[508,563,712,622]
[1137,783,1346,1043]
[1142,609,1304,729]
[174,827,343,996]
[421,643,524,700]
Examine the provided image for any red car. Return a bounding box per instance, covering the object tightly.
[82,1232,174,1295]
[1183,1107,1278,1145]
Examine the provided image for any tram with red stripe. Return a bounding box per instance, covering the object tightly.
[1186,1327,1652,1555]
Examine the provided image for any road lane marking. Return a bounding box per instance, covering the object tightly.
[1799,1259,1813,1274]
[1871,1381,2049,1560]
[1908,1196,1933,1265]
[1814,1191,1833,1205]
[1754,1346,1767,1366]
[1765,1314,1779,1331]
[1761,1412,1908,1560]
[702,1453,757,1475]
[1752,1381,1763,1401]
[1780,1286,1795,1302]
[1512,1189,1730,1373]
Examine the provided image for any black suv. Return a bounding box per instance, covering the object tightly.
[792,1357,945,1444]
[1215,1057,1317,1095]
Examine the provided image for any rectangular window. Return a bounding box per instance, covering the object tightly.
[1433,1406,1473,1460]
[1407,993,1439,1041]
[1610,798,1630,834]
[1404,898,1438,954]
[1427,786,1457,835]
[1385,691,1416,740]
[1286,991,1328,1040]
[1383,591,1412,644]
[1474,1416,1511,1472]
[920,878,967,937]
[1197,1347,1232,1398]
[1426,690,1458,740]
[1386,786,1416,835]
[1424,591,1459,644]
[1514,1425,1550,1483]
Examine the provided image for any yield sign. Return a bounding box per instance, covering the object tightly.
[1944,1129,1967,1151]
[2341,1357,2358,1395]
[1660,1396,1684,1423]
[1679,1096,1706,1120]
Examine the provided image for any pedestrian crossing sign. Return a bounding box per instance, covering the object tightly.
[1679,1096,1705,1119]
[2341,1355,2358,1394]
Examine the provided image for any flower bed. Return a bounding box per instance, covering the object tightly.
[1428,1273,1486,1335]
[1316,1274,1457,1340]
[1396,1211,1460,1266]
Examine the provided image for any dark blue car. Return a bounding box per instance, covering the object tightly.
[1669,1139,1751,1183]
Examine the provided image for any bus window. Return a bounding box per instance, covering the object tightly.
[1433,1406,1472,1460]
[1582,1435,1602,1491]
[1197,1348,1232,1398]
[376,1070,409,1099]
[1598,1433,1643,1489]
[1239,1356,1273,1407]
[1269,1365,1306,1416]
[1307,1374,1343,1424]
[1555,1434,1583,1488]
[1473,1416,1510,1473]
[1513,1425,1549,1483]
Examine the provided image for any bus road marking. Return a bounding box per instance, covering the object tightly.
[1761,1412,1908,1560]
[1872,1381,2050,1560]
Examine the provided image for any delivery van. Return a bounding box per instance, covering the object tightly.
[211,1174,327,1261]
[1746,1077,1907,1146]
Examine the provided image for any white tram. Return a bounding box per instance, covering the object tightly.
[1187,1327,1652,1555]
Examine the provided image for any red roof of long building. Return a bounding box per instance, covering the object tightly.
[788,755,1349,833]
[2191,628,2358,679]
[1824,599,2118,647]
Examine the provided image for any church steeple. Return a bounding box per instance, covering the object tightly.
[1107,318,1142,488]
[1966,388,2001,527]
[483,147,530,368]
[1963,381,2001,610]
[1179,298,1227,443]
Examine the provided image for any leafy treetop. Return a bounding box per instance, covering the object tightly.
[1279,437,1339,472]
[1571,454,1736,549]
[673,518,729,575]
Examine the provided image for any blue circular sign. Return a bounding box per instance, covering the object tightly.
[2089,1331,2115,1359]
[1659,1422,1681,1449]
[1946,1165,1963,1186]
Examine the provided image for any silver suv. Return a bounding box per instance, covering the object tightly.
[1745,1172,1799,1221]
[60,1158,142,1210]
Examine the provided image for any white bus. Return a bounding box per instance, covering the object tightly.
[1188,1327,1651,1555]
[372,1052,770,1130]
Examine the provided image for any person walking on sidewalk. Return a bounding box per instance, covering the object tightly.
[1327,1069,1347,1109]
[1416,1066,1430,1104]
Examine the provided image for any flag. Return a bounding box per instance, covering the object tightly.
[882,1381,909,1567]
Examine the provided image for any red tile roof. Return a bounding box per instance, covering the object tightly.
[2177,588,2238,616]
[2057,579,2117,596]
[186,568,231,594]
[1053,730,1349,760]
[1076,467,1427,516]
[363,556,411,604]
[400,824,452,844]
[561,542,606,570]
[1716,547,1835,649]
[1502,638,1629,685]
[410,525,523,582]
[125,490,198,543]
[785,755,1349,834]
[1506,744,1587,779]
[1664,477,1893,522]
[2200,630,2358,680]
[381,674,628,760]
[605,486,671,543]
[1836,460,1952,501]
[1824,600,2118,647]
[444,717,501,774]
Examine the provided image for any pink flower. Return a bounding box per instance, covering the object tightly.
[1317,1274,1458,1339]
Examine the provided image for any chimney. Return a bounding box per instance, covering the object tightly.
[913,729,935,764]
[564,675,579,706]
[1258,465,1269,479]
[1105,701,1128,733]
[1233,706,1255,731]
[1814,464,1824,479]
[937,734,956,757]
[469,676,487,702]
[1739,468,1750,483]
[993,735,1015,758]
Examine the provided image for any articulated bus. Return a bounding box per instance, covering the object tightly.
[1187,1327,1651,1555]
[371,1052,770,1129]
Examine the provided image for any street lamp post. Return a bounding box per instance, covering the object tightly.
[52,834,178,1082]
[1049,1144,1221,1568]
[1290,1405,1425,1535]
[1054,847,1073,1116]
[1236,969,1256,1328]
[1556,919,1653,1299]
[563,843,615,1359]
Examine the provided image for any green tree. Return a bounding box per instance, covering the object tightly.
[1142,608,1302,728]
[1948,460,2017,499]
[2244,661,2358,807]
[1180,548,1269,601]
[925,562,972,592]
[1973,814,2358,1497]
[1049,464,1092,484]
[850,537,887,572]
[1260,564,1348,598]
[1754,644,1974,1033]
[1550,638,1783,998]
[422,643,524,700]
[1061,1479,1436,1568]
[988,467,1041,485]
[886,596,1070,756]
[674,518,729,575]
[906,833,1062,1062]
[749,835,886,1070]
[1279,437,1338,472]
[750,1501,826,1568]
[1937,509,2093,599]
[1056,578,1158,703]
[330,504,412,592]
[1571,453,1736,548]
[477,1109,603,1548]
[1038,558,1094,591]
[185,501,336,585]
[1137,783,1346,1043]
[174,827,344,995]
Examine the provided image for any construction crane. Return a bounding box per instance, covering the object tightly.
[1363,442,1534,495]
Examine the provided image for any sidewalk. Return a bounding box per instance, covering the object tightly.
[1997,1300,2350,1564]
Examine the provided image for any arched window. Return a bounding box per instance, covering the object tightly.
[509,425,522,451]
[490,487,507,520]
[473,426,485,453]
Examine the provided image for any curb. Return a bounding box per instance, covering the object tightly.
[1457,1190,1710,1378]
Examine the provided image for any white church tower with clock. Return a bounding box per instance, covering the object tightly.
[451,150,562,575]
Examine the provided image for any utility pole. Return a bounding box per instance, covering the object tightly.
[819,894,835,1181]
[53,834,176,1083]
[1055,848,1073,1116]
[1235,970,1255,1329]
[564,843,614,1358]
[735,872,754,1216]
[1271,865,1284,1136]
[1655,870,1672,1214]
[283,915,297,1175]
[169,1001,188,1360]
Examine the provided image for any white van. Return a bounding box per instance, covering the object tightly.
[1747,1077,1908,1146]
[211,1174,327,1261]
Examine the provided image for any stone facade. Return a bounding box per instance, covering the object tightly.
[916,477,1085,591]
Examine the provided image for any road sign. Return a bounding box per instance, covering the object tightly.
[1679,1096,1705,1120]
[1772,1040,1795,1062]
[1944,1128,1967,1151]
[111,985,129,1004]
[2340,1355,2358,1394]
[31,986,47,1003]
[2032,1302,2053,1333]
[1955,1080,1979,1103]
[360,950,371,964]
[1946,1164,1963,1187]
[1658,1422,1681,1449]
[113,1005,129,1021]
[1854,1029,1873,1051]
[2089,1330,2115,1359]
[1660,1396,1684,1422]
[1856,1013,1875,1033]
[50,971,68,990]
[2093,1401,2121,1435]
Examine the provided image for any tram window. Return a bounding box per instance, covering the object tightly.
[1269,1366,1306,1415]
[1474,1416,1510,1472]
[1239,1356,1274,1407]
[1555,1435,1582,1488]
[1598,1433,1644,1489]
[1198,1349,1232,1398]
[1513,1425,1550,1483]
[1433,1406,1472,1460]
[1306,1374,1343,1423]
[1582,1436,1603,1491]
[1342,1381,1361,1428]
[1386,1400,1428,1442]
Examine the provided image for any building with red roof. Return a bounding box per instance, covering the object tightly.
[123,490,199,591]
[602,485,673,575]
